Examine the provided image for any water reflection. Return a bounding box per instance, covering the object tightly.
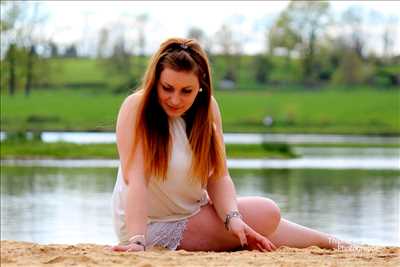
[294,147,400,158]
[231,169,400,245]
[1,167,399,246]
[1,167,117,244]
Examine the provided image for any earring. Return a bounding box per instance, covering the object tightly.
[199,88,203,92]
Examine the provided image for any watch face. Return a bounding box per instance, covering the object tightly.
[225,211,242,230]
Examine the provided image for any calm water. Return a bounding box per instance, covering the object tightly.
[2,146,399,170]
[1,166,399,246]
[2,131,399,145]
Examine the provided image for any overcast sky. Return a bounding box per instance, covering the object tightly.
[39,1,400,56]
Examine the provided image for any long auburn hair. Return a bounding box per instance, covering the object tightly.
[132,37,225,186]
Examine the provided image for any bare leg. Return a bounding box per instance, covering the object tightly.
[179,196,348,251]
[268,218,341,249]
[178,196,281,251]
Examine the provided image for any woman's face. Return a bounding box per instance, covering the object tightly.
[157,68,201,118]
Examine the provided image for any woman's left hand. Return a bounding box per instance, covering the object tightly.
[228,217,277,252]
[105,243,145,252]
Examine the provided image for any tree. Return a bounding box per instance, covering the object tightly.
[341,7,366,60]
[63,44,78,58]
[22,2,47,96]
[1,1,48,96]
[24,45,38,96]
[4,44,17,95]
[134,14,148,80]
[284,1,331,82]
[1,1,22,95]
[268,10,301,67]
[188,27,205,43]
[49,41,59,58]
[111,36,131,72]
[254,54,272,84]
[215,24,241,84]
[136,14,148,57]
[187,27,214,63]
[382,16,398,63]
[97,27,109,59]
[103,35,136,93]
[332,46,366,85]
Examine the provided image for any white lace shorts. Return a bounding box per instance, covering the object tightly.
[146,219,188,250]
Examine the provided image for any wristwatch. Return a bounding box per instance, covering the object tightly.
[224,210,242,230]
[128,234,146,251]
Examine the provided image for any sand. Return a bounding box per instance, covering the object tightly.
[1,240,399,267]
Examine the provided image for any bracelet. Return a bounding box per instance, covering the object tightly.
[128,234,146,251]
[224,210,242,231]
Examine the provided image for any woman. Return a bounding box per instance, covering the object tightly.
[111,38,348,252]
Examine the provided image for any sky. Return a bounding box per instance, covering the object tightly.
[35,1,400,56]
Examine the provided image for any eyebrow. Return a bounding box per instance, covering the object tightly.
[163,82,193,90]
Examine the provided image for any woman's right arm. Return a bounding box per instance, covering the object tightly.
[113,94,148,251]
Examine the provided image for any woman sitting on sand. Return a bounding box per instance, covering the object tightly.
[110,37,348,252]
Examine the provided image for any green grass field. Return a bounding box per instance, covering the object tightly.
[216,89,400,134]
[1,88,399,134]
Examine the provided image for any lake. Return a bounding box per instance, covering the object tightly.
[2,131,400,145]
[1,132,399,246]
[1,166,399,246]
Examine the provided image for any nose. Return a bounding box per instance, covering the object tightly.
[169,92,180,106]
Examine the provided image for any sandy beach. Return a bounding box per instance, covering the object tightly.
[1,240,399,267]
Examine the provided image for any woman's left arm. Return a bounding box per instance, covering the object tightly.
[207,97,276,251]
[206,97,238,220]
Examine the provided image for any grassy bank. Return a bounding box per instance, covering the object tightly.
[0,141,296,159]
[216,89,400,134]
[1,88,399,134]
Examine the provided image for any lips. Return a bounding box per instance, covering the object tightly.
[167,105,181,111]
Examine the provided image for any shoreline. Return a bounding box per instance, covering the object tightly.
[2,157,399,170]
[0,141,296,160]
[1,240,399,267]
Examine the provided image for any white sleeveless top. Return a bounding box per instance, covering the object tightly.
[112,117,209,243]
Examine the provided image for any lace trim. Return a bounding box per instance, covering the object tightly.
[146,219,188,250]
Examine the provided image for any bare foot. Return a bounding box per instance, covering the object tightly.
[328,237,356,250]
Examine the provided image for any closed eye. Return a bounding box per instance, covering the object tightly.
[162,85,173,92]
[162,84,192,94]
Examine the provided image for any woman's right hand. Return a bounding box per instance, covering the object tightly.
[110,243,145,252]
[229,217,277,252]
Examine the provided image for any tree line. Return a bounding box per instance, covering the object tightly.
[1,1,399,96]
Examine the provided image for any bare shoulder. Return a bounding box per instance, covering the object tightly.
[118,91,144,120]
[121,91,143,111]
[117,91,144,131]
[211,95,218,106]
[211,96,222,120]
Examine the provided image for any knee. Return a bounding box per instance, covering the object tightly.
[258,197,281,230]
